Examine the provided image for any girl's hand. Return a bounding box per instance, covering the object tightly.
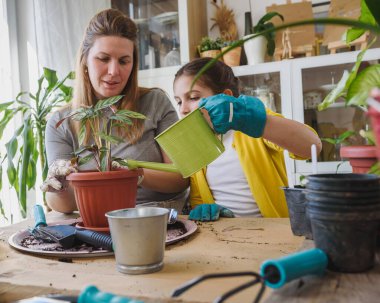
[199,94,267,138]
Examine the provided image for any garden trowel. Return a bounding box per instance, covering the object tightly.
[31,205,113,250]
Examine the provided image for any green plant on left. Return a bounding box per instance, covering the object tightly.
[0,68,74,218]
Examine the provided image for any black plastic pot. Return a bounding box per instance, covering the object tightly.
[305,173,380,273]
[306,173,380,192]
[305,192,380,207]
[282,186,312,239]
[307,207,380,272]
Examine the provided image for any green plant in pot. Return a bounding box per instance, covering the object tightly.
[220,40,241,67]
[243,12,284,65]
[0,68,73,218]
[198,36,224,59]
[55,95,146,229]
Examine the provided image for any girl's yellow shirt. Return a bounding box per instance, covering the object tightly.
[189,109,312,218]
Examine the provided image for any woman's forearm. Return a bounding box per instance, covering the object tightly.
[46,187,78,214]
[140,169,189,193]
[263,115,322,158]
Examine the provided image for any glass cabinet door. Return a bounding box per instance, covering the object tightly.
[292,48,380,175]
[112,0,180,70]
[234,61,292,118]
[301,63,371,163]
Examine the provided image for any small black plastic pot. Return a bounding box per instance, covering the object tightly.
[282,186,312,240]
[307,207,380,273]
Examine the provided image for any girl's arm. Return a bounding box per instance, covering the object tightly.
[139,150,189,193]
[263,115,322,158]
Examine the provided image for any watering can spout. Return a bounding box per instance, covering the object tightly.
[124,159,180,174]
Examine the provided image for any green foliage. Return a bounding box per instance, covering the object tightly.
[0,68,73,217]
[318,40,380,111]
[199,37,224,52]
[56,95,146,172]
[251,12,284,56]
[321,130,356,145]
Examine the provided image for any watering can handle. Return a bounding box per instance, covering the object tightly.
[124,159,179,174]
[260,248,328,289]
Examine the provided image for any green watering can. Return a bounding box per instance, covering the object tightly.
[125,109,225,178]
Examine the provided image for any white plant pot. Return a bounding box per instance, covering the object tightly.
[243,34,267,65]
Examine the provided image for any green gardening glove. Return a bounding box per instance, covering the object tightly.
[199,94,267,138]
[188,204,235,221]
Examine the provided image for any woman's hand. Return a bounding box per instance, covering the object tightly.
[199,94,267,138]
[40,159,78,192]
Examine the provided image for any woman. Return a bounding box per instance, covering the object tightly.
[173,57,322,221]
[42,9,188,213]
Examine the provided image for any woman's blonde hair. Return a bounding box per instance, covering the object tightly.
[72,8,148,144]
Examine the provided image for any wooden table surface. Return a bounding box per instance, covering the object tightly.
[0,212,379,303]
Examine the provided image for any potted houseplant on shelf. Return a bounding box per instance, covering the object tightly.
[221,40,241,67]
[198,36,224,59]
[0,68,73,218]
[56,95,146,230]
[243,11,284,65]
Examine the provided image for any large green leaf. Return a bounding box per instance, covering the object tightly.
[347,64,380,107]
[318,70,349,111]
[18,116,32,217]
[347,0,377,42]
[43,67,58,90]
[365,0,380,26]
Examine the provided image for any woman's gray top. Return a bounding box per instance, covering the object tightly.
[45,89,186,204]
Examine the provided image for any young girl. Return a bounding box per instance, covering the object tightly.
[173,57,322,220]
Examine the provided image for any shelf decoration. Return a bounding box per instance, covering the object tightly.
[266,0,316,61]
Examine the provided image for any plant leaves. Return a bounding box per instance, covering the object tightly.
[365,0,380,27]
[43,67,58,89]
[0,101,13,111]
[346,0,377,43]
[78,154,93,166]
[347,64,380,107]
[98,132,124,144]
[318,70,350,110]
[94,95,124,111]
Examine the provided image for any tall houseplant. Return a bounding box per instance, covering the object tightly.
[56,95,146,229]
[243,12,284,65]
[0,68,74,218]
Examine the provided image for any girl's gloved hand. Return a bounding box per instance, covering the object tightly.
[40,159,78,192]
[199,94,267,138]
[188,204,235,221]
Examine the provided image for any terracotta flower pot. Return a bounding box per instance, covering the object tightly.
[368,106,380,161]
[67,168,143,228]
[221,46,241,67]
[340,145,377,174]
[199,49,222,60]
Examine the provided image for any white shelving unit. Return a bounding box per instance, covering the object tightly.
[138,48,380,183]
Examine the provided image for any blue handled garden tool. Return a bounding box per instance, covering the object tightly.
[21,249,327,303]
[171,248,328,303]
[30,205,113,251]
